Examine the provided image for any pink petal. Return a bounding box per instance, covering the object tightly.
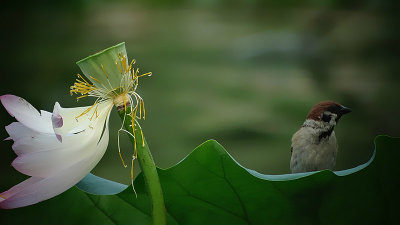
[0,123,110,209]
[0,177,42,199]
[0,160,88,209]
[0,95,53,133]
[56,134,62,142]
[51,107,63,129]
[0,98,112,209]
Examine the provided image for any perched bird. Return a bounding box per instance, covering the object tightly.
[290,101,351,173]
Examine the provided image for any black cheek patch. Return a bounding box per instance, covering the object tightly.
[319,127,334,142]
[322,114,331,122]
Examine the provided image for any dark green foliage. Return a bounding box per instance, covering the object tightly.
[1,136,398,225]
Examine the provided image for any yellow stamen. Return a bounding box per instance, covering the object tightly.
[117,53,126,73]
[141,129,145,147]
[123,96,127,112]
[116,59,124,75]
[119,150,127,168]
[0,194,5,199]
[77,73,89,83]
[137,72,152,78]
[89,75,104,86]
[134,102,138,120]
[142,100,146,120]
[76,102,98,120]
[139,99,142,119]
[130,109,138,158]
[70,74,98,101]
[134,138,138,158]
[128,59,136,71]
[130,155,137,198]
[135,68,139,78]
[121,54,128,73]
[101,65,109,79]
[76,95,88,100]
[70,56,152,190]
[131,156,134,180]
[90,104,99,121]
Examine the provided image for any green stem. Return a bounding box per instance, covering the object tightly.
[118,109,166,225]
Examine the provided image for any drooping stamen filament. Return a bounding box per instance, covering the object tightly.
[70,52,151,197]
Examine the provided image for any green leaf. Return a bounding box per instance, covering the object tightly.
[1,135,398,225]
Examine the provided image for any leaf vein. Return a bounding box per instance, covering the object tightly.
[168,169,247,222]
[115,194,151,217]
[221,157,252,225]
[116,191,181,225]
[85,193,118,225]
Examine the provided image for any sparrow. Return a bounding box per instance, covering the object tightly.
[290,101,351,173]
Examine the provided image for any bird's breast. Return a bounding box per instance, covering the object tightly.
[290,128,338,173]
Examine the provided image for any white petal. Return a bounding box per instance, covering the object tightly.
[0,113,111,209]
[1,95,114,208]
[12,148,88,178]
[12,120,106,177]
[5,122,61,156]
[52,101,112,142]
[0,95,53,133]
[5,122,38,141]
[12,135,61,156]
[13,102,112,178]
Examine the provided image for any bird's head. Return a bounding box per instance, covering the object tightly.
[306,101,351,126]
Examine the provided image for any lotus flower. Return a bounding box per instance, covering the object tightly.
[0,43,150,209]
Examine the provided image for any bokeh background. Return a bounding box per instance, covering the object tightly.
[0,0,399,190]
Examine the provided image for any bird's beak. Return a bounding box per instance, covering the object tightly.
[340,106,352,115]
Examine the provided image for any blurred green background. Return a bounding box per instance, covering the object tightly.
[0,0,399,190]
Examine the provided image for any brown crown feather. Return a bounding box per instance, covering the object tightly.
[306,101,342,121]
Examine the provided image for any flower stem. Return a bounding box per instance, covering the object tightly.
[118,109,166,225]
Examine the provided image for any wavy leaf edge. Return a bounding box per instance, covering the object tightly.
[77,135,393,195]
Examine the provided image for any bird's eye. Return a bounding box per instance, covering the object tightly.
[322,114,331,122]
